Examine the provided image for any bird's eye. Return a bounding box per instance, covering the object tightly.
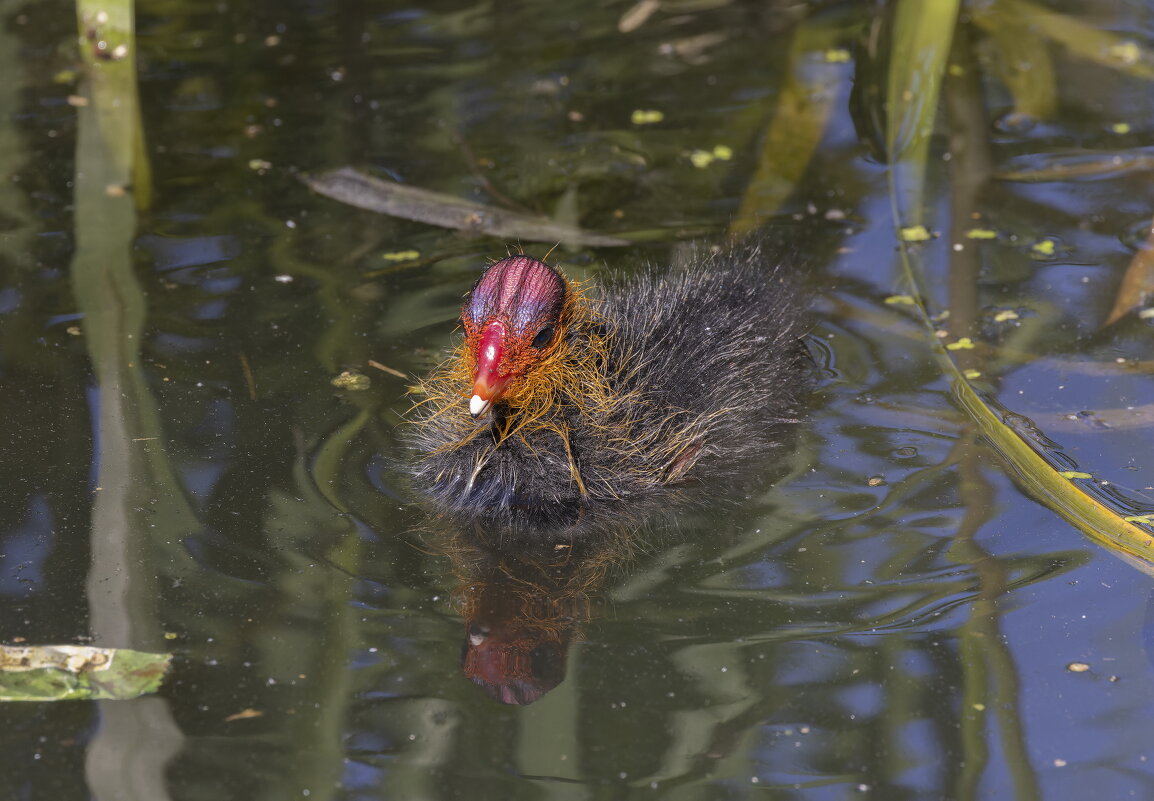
[531,325,556,349]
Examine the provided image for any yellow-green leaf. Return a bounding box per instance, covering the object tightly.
[0,645,171,702]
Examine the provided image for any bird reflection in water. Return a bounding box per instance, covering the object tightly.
[407,238,813,704]
[447,529,627,706]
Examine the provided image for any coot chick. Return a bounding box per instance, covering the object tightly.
[407,242,810,534]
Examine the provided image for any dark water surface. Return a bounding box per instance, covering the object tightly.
[3,0,1154,798]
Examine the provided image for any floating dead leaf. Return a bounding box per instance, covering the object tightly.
[1106,214,1154,326]
[303,168,628,247]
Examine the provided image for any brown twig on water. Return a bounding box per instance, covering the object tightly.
[368,360,408,379]
[239,352,258,400]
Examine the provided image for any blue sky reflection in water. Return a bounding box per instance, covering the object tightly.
[2,0,1154,799]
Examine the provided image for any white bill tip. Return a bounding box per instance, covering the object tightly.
[469,394,490,417]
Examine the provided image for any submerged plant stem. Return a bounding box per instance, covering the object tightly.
[881,0,1154,573]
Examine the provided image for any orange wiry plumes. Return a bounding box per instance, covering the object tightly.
[409,279,620,480]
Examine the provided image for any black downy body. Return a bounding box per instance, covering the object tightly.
[407,240,812,537]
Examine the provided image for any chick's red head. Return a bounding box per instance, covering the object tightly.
[462,256,566,417]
